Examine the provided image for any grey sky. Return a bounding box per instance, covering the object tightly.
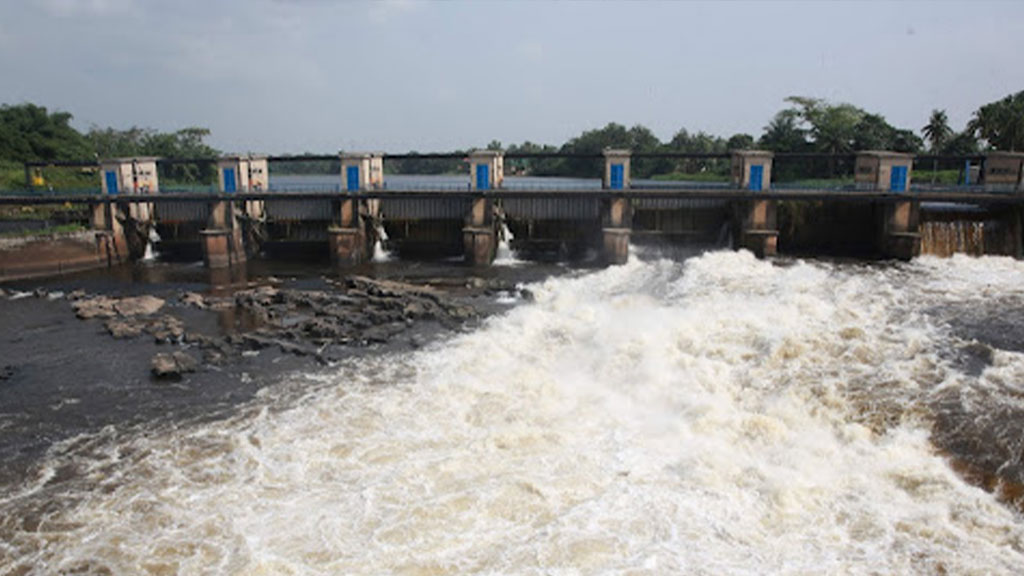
[1,0,1022,154]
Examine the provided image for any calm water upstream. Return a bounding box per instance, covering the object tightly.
[3,249,1024,574]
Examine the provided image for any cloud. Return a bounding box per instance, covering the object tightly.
[517,40,544,62]
[35,0,138,18]
[368,0,423,25]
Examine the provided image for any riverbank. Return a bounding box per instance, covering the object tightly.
[0,255,566,491]
[0,229,107,282]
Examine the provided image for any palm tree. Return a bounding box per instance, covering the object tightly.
[922,109,953,153]
[922,109,953,183]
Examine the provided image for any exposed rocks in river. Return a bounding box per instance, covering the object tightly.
[113,295,165,317]
[72,295,165,319]
[151,351,199,378]
[181,291,207,309]
[104,315,184,343]
[68,275,488,376]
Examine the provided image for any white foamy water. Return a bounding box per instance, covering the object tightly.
[4,251,1024,574]
[372,224,392,263]
[494,222,521,266]
[141,228,161,261]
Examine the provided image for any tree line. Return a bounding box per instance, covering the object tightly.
[1,90,1022,188]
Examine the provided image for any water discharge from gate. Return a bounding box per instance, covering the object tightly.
[3,251,1024,574]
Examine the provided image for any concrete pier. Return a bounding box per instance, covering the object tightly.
[602,149,632,264]
[733,150,777,257]
[856,151,919,260]
[95,158,161,263]
[201,161,251,268]
[327,153,383,266]
[463,151,503,266]
[201,199,246,269]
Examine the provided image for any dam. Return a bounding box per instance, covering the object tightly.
[3,148,1023,280]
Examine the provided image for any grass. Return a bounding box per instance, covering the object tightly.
[0,222,86,239]
[650,172,730,182]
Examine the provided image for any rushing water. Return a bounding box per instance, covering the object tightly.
[4,250,1024,574]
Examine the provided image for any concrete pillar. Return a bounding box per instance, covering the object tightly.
[732,150,777,257]
[463,196,495,266]
[200,157,253,269]
[462,151,502,265]
[97,157,160,264]
[982,152,1024,193]
[201,199,246,269]
[601,149,632,265]
[328,153,383,267]
[856,151,920,260]
[219,154,268,245]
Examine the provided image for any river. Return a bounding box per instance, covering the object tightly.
[3,249,1024,574]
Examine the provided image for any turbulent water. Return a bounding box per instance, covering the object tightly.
[4,250,1024,574]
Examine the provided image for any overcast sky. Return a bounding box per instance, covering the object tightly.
[1,0,1022,154]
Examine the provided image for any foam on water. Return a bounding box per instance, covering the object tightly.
[494,222,522,266]
[371,223,392,263]
[4,251,1024,574]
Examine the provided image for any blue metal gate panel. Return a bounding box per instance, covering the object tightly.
[890,166,907,192]
[347,166,360,192]
[223,168,237,193]
[105,170,119,195]
[610,164,624,190]
[749,165,763,191]
[476,164,490,190]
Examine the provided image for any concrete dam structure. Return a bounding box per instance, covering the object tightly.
[7,149,1024,276]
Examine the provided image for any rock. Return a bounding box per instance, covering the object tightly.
[0,365,14,381]
[362,322,407,344]
[67,289,86,300]
[181,292,207,309]
[518,288,535,302]
[147,316,185,343]
[203,349,225,365]
[403,301,428,318]
[114,295,165,317]
[105,318,145,339]
[46,291,65,301]
[33,289,47,299]
[72,296,118,319]
[151,351,198,378]
[205,297,234,311]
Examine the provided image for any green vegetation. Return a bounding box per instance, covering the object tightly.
[650,172,730,182]
[0,222,86,239]
[1,89,1022,190]
[969,91,1024,152]
[0,103,220,191]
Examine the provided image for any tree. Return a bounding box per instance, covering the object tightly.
[758,109,809,153]
[922,109,953,153]
[726,133,755,151]
[0,103,93,163]
[969,91,1024,151]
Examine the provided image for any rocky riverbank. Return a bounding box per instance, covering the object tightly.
[0,264,540,488]
[58,275,531,378]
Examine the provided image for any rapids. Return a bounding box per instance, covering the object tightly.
[3,250,1024,574]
